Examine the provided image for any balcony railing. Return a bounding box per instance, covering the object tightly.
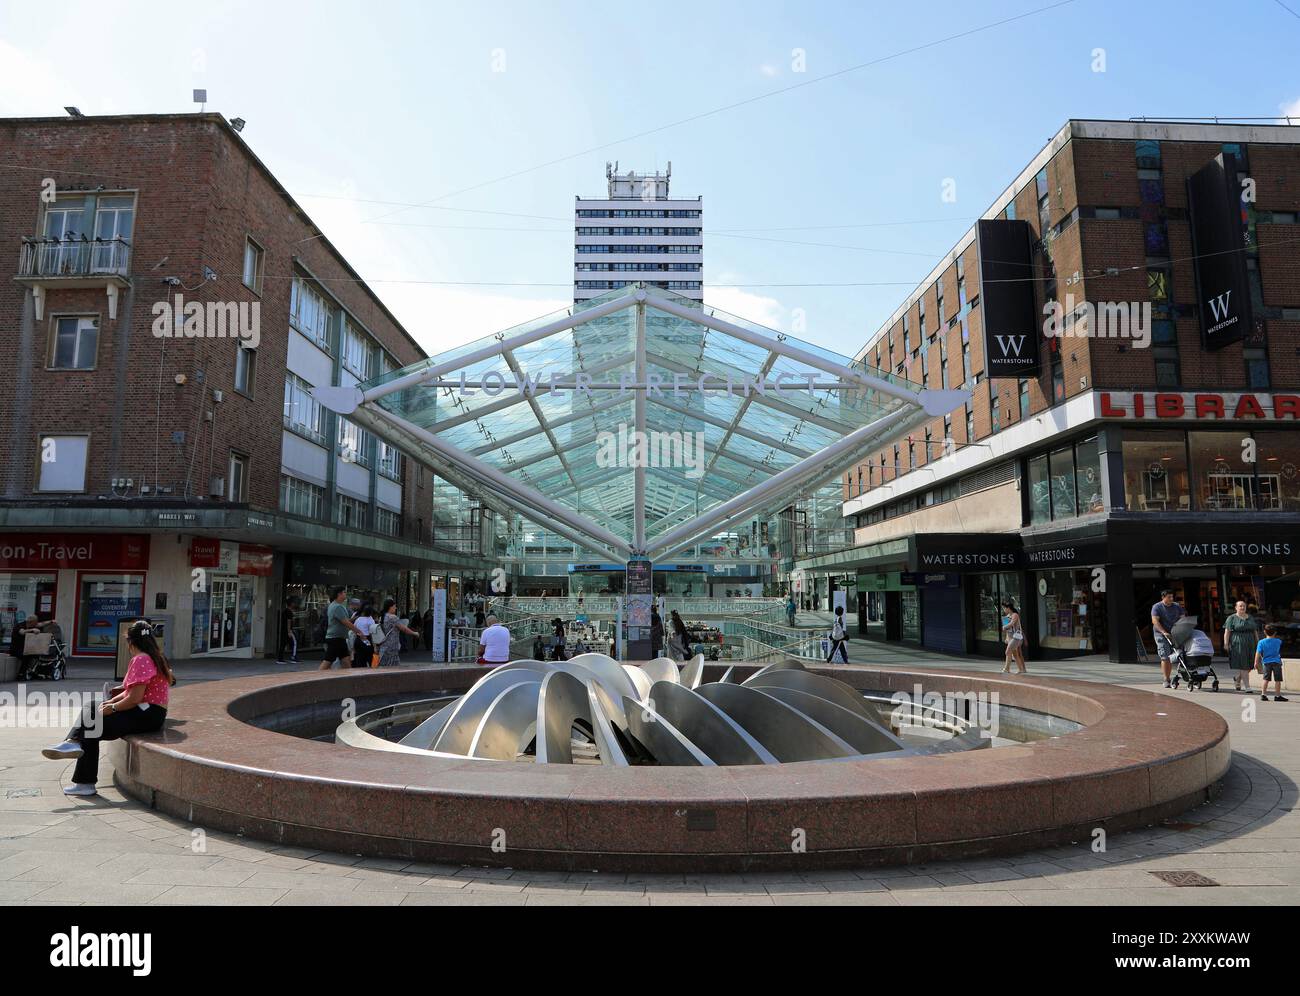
[18,236,131,279]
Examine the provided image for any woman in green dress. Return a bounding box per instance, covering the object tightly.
[1223,600,1260,691]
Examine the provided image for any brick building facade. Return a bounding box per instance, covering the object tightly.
[806,120,1300,663]
[0,113,490,661]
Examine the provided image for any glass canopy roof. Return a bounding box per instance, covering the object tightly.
[349,284,944,559]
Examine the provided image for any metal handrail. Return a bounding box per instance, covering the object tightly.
[18,235,131,278]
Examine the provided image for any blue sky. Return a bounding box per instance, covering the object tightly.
[3,0,1298,357]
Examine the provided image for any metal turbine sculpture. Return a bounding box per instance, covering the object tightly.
[391,655,910,766]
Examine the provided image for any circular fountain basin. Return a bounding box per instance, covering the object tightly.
[111,664,1230,872]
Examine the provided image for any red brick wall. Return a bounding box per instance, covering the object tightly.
[0,115,429,527]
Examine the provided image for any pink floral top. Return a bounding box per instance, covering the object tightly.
[124,653,171,707]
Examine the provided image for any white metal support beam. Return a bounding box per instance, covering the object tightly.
[645,404,917,560]
[633,300,647,553]
[353,403,633,558]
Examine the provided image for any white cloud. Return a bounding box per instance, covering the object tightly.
[705,286,788,330]
[759,64,778,78]
[1281,96,1300,120]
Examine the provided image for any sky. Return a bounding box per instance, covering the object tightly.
[2,0,1298,359]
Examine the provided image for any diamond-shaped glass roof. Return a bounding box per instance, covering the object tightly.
[357,284,933,554]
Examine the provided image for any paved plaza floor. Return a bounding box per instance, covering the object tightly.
[2,648,1296,906]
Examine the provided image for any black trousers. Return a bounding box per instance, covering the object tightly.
[67,703,167,785]
[826,638,848,663]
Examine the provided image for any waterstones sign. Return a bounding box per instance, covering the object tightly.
[976,218,1040,377]
[1186,152,1253,351]
[1098,391,1300,421]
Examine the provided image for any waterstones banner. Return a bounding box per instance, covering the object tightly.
[976,218,1041,378]
[1186,152,1253,351]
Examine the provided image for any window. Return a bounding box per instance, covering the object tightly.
[282,375,325,443]
[1075,436,1103,513]
[375,507,400,536]
[1189,430,1253,511]
[989,382,1000,435]
[940,340,949,389]
[338,419,370,467]
[1121,429,1189,511]
[1028,454,1051,524]
[341,322,372,379]
[1036,568,1105,652]
[290,277,333,350]
[50,316,98,370]
[379,441,401,480]
[335,493,367,529]
[227,453,248,502]
[242,238,264,294]
[280,475,324,519]
[1048,446,1077,520]
[35,434,89,492]
[962,343,971,384]
[1018,378,1030,418]
[964,406,974,444]
[234,344,255,396]
[1258,430,1300,511]
[1244,347,1270,389]
[91,195,134,272]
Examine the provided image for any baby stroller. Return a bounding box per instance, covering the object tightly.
[17,631,68,681]
[1168,616,1219,692]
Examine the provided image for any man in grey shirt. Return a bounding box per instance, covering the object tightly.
[1151,589,1184,688]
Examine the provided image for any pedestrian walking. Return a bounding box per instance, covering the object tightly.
[375,598,419,668]
[1224,600,1261,691]
[826,605,849,664]
[319,587,362,670]
[785,593,797,628]
[668,610,691,662]
[1151,589,1184,688]
[278,596,300,664]
[1000,600,1026,674]
[352,604,376,668]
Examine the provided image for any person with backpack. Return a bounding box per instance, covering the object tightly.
[826,606,849,664]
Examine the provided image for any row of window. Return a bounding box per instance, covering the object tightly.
[575,244,702,254]
[575,262,702,272]
[575,227,701,236]
[576,209,701,218]
[575,280,702,291]
[279,475,402,535]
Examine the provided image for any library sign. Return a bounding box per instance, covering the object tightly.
[1097,391,1300,422]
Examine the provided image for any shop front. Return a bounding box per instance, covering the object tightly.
[187,539,274,658]
[282,553,401,654]
[1107,523,1298,661]
[1023,536,1111,659]
[0,533,151,657]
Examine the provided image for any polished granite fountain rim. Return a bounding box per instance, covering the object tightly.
[110,664,1231,872]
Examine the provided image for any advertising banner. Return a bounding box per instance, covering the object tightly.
[976,218,1040,377]
[1186,152,1252,351]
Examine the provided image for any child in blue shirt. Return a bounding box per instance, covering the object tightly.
[1255,624,1287,702]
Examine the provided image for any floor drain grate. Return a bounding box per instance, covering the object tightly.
[1150,870,1220,887]
[5,788,42,799]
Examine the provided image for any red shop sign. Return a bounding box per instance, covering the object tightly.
[237,543,274,577]
[190,537,221,568]
[0,533,150,571]
[1099,391,1300,421]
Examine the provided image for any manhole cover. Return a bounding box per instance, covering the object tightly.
[1150,870,1220,887]
[5,788,42,799]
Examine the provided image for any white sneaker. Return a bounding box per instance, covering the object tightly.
[63,783,97,797]
[42,740,84,760]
